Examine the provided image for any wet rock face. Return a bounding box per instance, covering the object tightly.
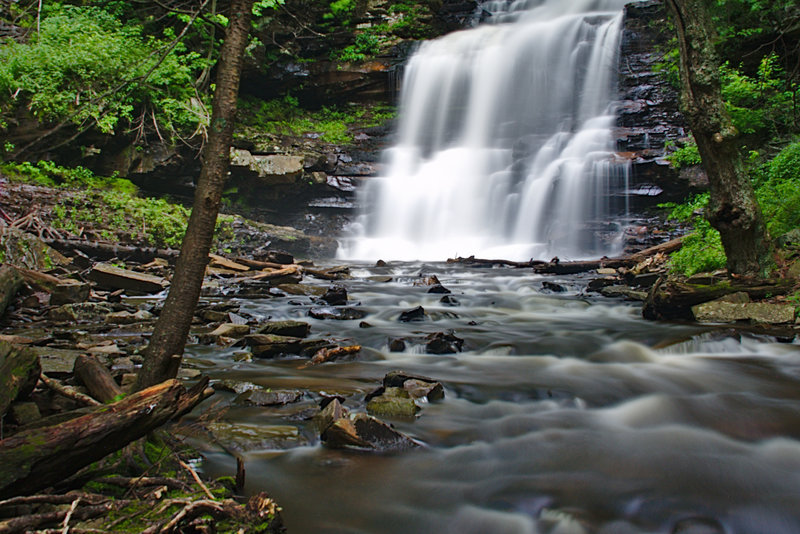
[617,0,705,206]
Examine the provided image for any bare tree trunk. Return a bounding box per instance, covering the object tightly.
[666,0,771,275]
[135,0,254,391]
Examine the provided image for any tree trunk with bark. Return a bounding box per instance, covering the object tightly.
[135,0,254,391]
[666,0,771,275]
[0,378,213,498]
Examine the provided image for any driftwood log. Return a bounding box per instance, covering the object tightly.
[43,238,179,263]
[446,237,685,273]
[531,237,685,274]
[0,343,41,418]
[73,354,124,403]
[0,378,213,499]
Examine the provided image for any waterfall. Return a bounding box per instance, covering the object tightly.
[340,0,634,261]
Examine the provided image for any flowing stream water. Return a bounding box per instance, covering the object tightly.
[187,1,800,532]
[187,263,800,534]
[341,0,633,262]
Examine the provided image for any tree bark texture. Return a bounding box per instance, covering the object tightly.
[0,266,22,318]
[135,0,254,390]
[666,0,771,275]
[0,343,41,419]
[73,354,123,404]
[0,378,212,499]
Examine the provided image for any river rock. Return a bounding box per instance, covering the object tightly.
[600,286,648,301]
[388,338,406,352]
[244,334,303,357]
[88,263,168,294]
[277,284,326,297]
[206,421,304,452]
[692,300,797,324]
[50,281,90,306]
[542,281,567,292]
[230,149,305,186]
[314,398,348,434]
[425,331,464,354]
[323,412,419,452]
[321,285,348,305]
[105,309,154,324]
[234,389,304,406]
[48,302,114,322]
[399,306,425,322]
[200,323,251,344]
[366,387,420,418]
[257,320,311,338]
[383,371,445,402]
[212,380,261,395]
[440,295,460,306]
[308,306,367,320]
[427,284,451,294]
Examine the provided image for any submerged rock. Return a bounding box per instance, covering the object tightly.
[317,399,419,452]
[257,320,311,338]
[366,387,420,418]
[399,306,425,322]
[308,307,367,320]
[692,300,797,324]
[383,371,444,402]
[321,285,348,305]
[425,331,464,354]
[234,389,304,406]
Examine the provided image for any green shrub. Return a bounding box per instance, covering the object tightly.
[0,5,205,137]
[660,193,728,275]
[755,141,800,237]
[665,139,702,169]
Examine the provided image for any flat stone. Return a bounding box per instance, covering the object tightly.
[308,307,367,320]
[206,323,250,339]
[105,309,154,324]
[234,389,304,406]
[597,268,617,275]
[257,320,311,338]
[231,149,305,185]
[48,302,113,322]
[399,306,425,322]
[88,263,168,294]
[212,380,261,395]
[31,347,100,375]
[50,281,90,306]
[276,284,326,297]
[208,253,250,272]
[692,301,797,324]
[206,421,303,452]
[323,413,419,452]
[244,334,303,357]
[600,286,648,301]
[9,401,41,426]
[366,387,420,418]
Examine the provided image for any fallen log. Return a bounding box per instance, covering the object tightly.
[446,256,542,268]
[642,277,796,321]
[0,265,22,317]
[73,354,124,403]
[0,343,41,419]
[532,237,686,275]
[0,500,122,534]
[42,239,179,264]
[231,257,287,270]
[249,265,302,282]
[0,378,213,499]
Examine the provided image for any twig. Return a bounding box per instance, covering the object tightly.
[178,460,215,500]
[39,374,101,407]
[61,497,80,534]
[0,493,105,509]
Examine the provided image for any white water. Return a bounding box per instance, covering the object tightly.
[341,0,633,262]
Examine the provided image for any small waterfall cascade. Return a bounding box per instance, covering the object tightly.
[341,0,634,261]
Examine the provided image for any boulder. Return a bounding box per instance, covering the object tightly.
[88,263,168,294]
[48,302,114,322]
[230,149,305,186]
[244,334,304,358]
[383,371,444,402]
[399,306,425,322]
[257,320,311,338]
[366,387,420,418]
[425,331,464,354]
[200,323,251,344]
[440,295,460,306]
[321,285,348,305]
[692,300,797,324]
[427,284,451,294]
[323,413,419,452]
[234,389,304,406]
[541,281,567,293]
[308,307,367,320]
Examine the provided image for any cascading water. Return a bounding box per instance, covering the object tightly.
[341,0,633,261]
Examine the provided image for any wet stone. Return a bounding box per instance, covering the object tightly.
[388,338,406,352]
[257,320,311,338]
[425,331,464,354]
[309,307,367,321]
[323,413,419,452]
[206,421,304,453]
[542,281,567,292]
[234,389,304,406]
[427,284,451,294]
[105,309,154,324]
[600,286,648,301]
[399,306,426,322]
[321,285,348,305]
[440,295,460,306]
[366,388,420,418]
[403,379,445,402]
[213,380,261,395]
[244,334,303,358]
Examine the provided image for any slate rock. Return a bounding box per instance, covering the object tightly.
[399,306,425,322]
[321,285,348,305]
[425,331,464,354]
[309,307,367,320]
[257,320,311,338]
[235,389,304,406]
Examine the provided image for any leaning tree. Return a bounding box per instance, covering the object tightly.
[666,0,771,275]
[135,0,256,390]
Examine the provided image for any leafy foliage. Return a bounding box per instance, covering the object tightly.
[660,194,727,276]
[665,139,702,169]
[754,142,800,238]
[0,5,206,138]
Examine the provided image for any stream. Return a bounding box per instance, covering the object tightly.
[185,263,800,534]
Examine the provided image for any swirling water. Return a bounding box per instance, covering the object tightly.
[187,263,800,533]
